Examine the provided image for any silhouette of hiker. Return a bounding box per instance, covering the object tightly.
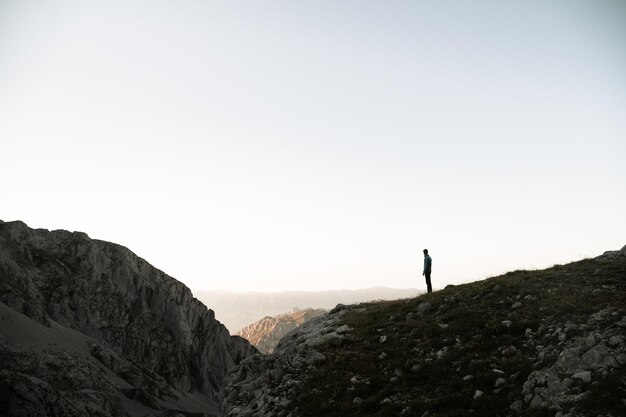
[423,249,432,293]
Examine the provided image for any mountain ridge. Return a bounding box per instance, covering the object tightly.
[0,219,257,416]
[237,308,328,354]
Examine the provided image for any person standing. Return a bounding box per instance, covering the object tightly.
[423,249,432,293]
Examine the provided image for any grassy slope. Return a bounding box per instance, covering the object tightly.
[294,256,626,417]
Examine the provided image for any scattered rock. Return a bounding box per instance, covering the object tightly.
[335,324,353,334]
[502,345,518,356]
[416,302,432,315]
[436,348,447,359]
[304,350,326,365]
[510,399,523,415]
[572,371,591,384]
[608,335,625,348]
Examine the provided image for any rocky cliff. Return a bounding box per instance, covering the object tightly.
[222,246,626,417]
[0,220,257,416]
[237,308,327,354]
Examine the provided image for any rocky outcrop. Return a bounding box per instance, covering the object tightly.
[236,308,328,354]
[0,220,257,415]
[222,305,352,417]
[598,244,626,259]
[519,309,626,414]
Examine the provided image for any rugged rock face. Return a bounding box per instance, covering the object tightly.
[237,308,328,354]
[0,220,257,416]
[0,338,126,417]
[222,305,351,417]
[222,246,626,417]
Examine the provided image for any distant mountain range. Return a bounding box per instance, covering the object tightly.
[195,287,420,333]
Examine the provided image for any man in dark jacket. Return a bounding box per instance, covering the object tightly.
[423,249,432,293]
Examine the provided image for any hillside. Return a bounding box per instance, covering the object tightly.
[222,246,626,417]
[0,220,257,416]
[237,308,328,354]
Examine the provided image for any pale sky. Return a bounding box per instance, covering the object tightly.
[1,1,625,292]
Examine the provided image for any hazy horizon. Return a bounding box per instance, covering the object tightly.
[2,1,624,293]
[194,286,420,332]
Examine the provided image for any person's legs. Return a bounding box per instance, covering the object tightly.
[425,272,432,293]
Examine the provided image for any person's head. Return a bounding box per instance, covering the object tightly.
[423,249,428,255]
